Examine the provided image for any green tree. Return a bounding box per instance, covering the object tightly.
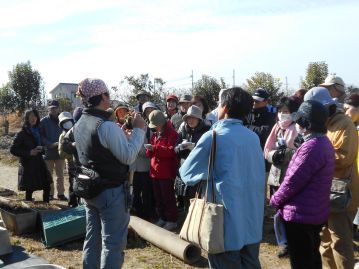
[192,75,225,110]
[301,61,328,89]
[246,72,283,103]
[58,97,73,112]
[0,84,16,134]
[0,84,16,113]
[8,61,44,111]
[112,74,167,108]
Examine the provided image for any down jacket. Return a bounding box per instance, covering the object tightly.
[146,121,178,179]
[270,135,335,224]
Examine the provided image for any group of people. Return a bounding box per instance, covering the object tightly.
[9,74,359,269]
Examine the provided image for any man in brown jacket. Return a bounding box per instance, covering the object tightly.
[305,86,359,269]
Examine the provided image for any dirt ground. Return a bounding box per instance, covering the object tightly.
[0,160,291,268]
[1,159,358,269]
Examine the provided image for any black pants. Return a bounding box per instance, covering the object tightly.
[269,185,279,199]
[183,183,200,211]
[132,172,156,220]
[284,221,323,269]
[68,160,79,207]
[26,183,51,203]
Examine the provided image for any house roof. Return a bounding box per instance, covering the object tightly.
[50,83,78,93]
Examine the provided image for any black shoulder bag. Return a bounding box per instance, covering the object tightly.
[73,120,104,199]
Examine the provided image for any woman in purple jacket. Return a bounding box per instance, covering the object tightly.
[270,100,335,269]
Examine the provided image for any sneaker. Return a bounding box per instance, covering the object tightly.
[277,245,289,258]
[163,222,177,231]
[57,195,68,201]
[155,218,166,227]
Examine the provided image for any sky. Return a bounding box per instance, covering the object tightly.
[0,0,358,96]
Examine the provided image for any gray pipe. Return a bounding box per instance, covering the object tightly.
[129,216,201,264]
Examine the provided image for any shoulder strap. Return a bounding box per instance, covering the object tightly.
[95,119,105,130]
[205,130,217,203]
[197,130,217,250]
[146,127,151,141]
[278,128,285,139]
[274,124,283,137]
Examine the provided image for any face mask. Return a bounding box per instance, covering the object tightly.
[63,121,73,130]
[295,123,306,135]
[278,113,292,122]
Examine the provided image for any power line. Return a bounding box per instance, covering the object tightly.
[285,76,288,92]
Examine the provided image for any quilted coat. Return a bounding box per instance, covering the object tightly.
[270,135,335,224]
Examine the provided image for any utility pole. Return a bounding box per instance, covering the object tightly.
[233,69,235,87]
[191,70,194,90]
[285,76,288,93]
[299,76,303,88]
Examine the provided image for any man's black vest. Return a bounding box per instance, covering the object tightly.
[74,108,129,187]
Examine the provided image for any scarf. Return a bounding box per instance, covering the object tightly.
[264,122,298,160]
[29,127,41,146]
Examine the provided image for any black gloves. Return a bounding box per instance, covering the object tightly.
[272,148,286,165]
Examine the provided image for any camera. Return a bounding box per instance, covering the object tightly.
[276,138,286,150]
[124,115,133,129]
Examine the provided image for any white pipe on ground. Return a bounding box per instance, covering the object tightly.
[129,216,201,264]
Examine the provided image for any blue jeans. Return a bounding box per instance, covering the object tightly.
[208,243,261,269]
[83,185,129,269]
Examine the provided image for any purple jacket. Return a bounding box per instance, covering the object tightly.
[270,136,335,225]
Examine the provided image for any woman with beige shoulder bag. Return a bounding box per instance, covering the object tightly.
[179,87,265,269]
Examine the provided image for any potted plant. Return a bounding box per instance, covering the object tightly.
[21,201,62,230]
[0,187,16,197]
[0,198,37,235]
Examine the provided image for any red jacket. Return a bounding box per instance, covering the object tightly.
[146,121,178,179]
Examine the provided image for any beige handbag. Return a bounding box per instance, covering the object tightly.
[179,130,225,254]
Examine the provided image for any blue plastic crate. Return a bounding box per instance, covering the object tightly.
[41,205,86,247]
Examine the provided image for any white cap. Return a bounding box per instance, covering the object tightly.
[320,74,345,92]
[58,111,73,124]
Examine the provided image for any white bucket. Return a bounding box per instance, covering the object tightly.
[0,226,12,255]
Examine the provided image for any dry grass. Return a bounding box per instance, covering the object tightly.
[1,157,358,268]
[3,191,291,269]
[0,112,22,133]
[10,233,83,269]
[4,192,359,269]
[0,149,18,166]
[10,231,208,269]
[5,195,359,269]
